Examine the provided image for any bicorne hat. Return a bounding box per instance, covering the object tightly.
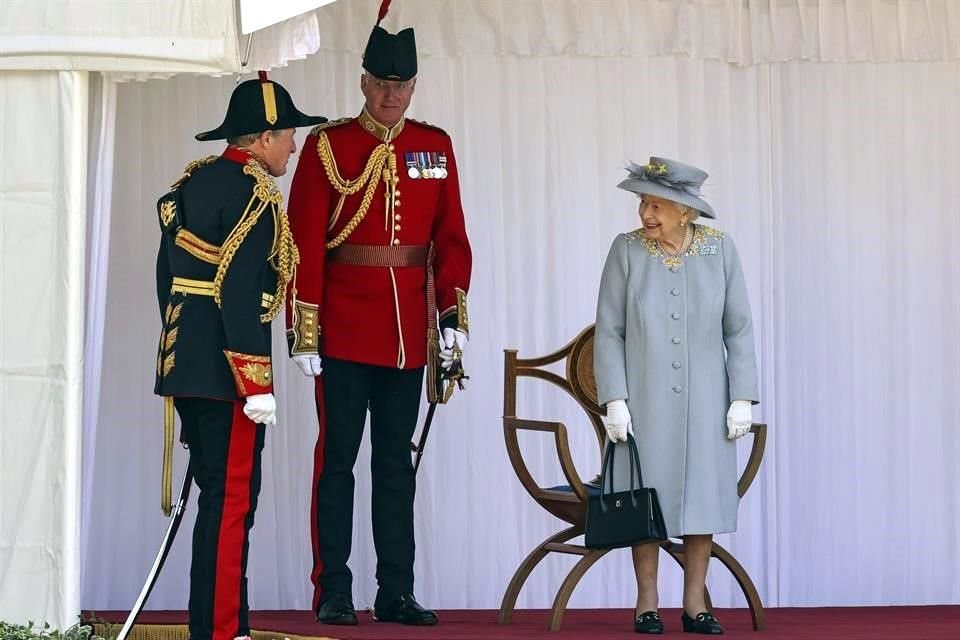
[195,72,327,141]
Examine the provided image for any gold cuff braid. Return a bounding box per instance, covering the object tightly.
[289,300,320,354]
[456,288,469,335]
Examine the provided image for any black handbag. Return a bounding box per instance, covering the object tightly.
[584,434,668,549]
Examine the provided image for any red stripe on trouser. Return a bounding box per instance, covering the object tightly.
[310,376,327,612]
[212,402,256,640]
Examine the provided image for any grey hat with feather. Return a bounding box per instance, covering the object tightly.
[617,157,715,219]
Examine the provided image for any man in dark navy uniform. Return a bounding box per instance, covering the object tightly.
[286,2,471,628]
[154,74,325,640]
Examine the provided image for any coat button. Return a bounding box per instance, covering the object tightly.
[673,385,683,393]
[670,266,679,273]
[672,361,681,369]
[394,224,402,231]
[393,238,400,245]
[671,337,681,344]
[671,312,681,320]
[670,288,680,296]
[394,213,402,221]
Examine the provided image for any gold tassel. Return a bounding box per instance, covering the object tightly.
[161,397,175,516]
[426,326,441,404]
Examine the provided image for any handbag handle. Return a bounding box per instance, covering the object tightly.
[599,434,645,510]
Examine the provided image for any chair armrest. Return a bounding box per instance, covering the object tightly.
[504,417,588,502]
[737,423,767,497]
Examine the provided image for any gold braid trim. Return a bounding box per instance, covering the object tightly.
[213,160,287,315]
[315,131,392,249]
[260,203,299,322]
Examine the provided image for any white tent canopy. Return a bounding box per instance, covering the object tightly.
[0,0,335,80]
[2,0,960,630]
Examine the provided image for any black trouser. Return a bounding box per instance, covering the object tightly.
[310,358,424,610]
[176,397,265,640]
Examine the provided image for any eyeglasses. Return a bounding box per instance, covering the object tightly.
[363,75,414,93]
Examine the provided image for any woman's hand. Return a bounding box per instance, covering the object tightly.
[604,399,633,442]
[726,400,752,439]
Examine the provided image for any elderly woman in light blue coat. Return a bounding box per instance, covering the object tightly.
[594,157,758,635]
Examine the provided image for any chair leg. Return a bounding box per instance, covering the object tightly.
[547,549,609,631]
[498,526,581,624]
[710,542,766,631]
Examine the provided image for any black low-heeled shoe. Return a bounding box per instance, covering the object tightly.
[681,611,724,634]
[634,611,664,634]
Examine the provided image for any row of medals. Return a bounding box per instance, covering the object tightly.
[405,151,448,179]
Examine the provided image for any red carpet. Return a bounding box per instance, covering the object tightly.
[90,606,960,639]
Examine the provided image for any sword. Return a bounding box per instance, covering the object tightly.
[410,358,467,473]
[411,402,438,474]
[116,461,194,640]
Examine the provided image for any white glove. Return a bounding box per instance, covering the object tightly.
[726,400,752,440]
[292,354,322,377]
[243,393,277,426]
[439,328,468,370]
[603,399,633,443]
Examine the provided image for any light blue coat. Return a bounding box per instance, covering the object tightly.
[594,224,758,536]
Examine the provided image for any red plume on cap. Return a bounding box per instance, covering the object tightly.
[377,0,391,25]
[258,70,269,82]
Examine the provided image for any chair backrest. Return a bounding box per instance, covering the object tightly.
[503,324,605,448]
[502,326,608,525]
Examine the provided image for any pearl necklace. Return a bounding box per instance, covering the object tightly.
[657,224,694,262]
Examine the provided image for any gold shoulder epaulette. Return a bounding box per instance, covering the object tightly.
[309,118,351,136]
[171,155,218,190]
[241,159,283,206]
[408,118,448,135]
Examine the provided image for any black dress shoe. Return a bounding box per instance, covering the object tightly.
[374,593,438,625]
[681,611,723,634]
[316,593,358,625]
[634,611,664,634]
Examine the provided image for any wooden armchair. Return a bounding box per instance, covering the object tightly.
[497,325,767,631]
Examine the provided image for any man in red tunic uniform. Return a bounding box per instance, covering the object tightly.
[285,8,472,627]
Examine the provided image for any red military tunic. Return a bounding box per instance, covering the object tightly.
[286,108,471,368]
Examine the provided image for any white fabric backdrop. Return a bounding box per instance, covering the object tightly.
[307,0,960,64]
[82,45,960,613]
[81,73,117,599]
[0,70,87,628]
[4,0,959,79]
